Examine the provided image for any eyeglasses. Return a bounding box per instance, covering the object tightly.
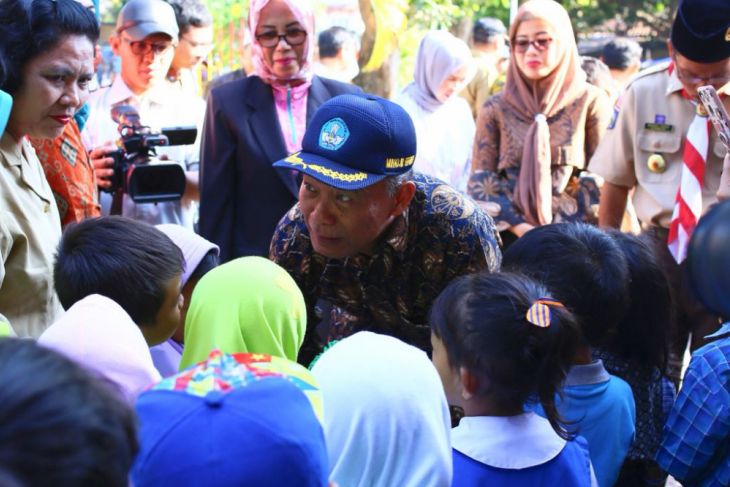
[673,58,730,86]
[181,36,213,51]
[255,29,307,48]
[513,37,553,53]
[120,37,174,57]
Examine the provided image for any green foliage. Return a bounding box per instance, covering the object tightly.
[408,0,510,31]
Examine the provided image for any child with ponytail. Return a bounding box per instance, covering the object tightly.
[430,271,597,486]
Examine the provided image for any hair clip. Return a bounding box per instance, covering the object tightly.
[525,298,564,328]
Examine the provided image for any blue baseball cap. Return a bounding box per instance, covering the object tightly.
[273,93,417,190]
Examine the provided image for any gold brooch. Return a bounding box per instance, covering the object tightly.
[647,153,666,173]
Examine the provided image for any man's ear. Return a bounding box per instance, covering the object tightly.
[391,180,416,217]
[109,33,121,56]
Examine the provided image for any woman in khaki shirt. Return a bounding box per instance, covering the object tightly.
[0,0,99,337]
[468,0,611,244]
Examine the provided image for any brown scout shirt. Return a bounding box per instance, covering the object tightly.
[589,62,729,228]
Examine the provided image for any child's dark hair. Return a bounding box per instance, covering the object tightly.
[189,250,219,282]
[502,223,630,348]
[0,0,99,94]
[430,272,581,439]
[0,338,137,487]
[54,216,184,326]
[607,230,671,372]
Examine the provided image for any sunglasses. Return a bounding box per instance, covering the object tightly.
[255,29,307,48]
[121,37,174,57]
[513,37,553,53]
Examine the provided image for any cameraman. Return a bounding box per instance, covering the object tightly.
[82,0,203,229]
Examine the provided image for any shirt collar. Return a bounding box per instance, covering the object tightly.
[382,209,410,254]
[106,75,136,106]
[705,322,730,340]
[0,132,28,167]
[451,412,566,469]
[564,359,610,386]
[665,65,686,97]
[106,76,171,107]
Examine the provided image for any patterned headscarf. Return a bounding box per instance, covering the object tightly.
[179,256,307,369]
[249,0,315,84]
[132,350,327,486]
[502,0,587,226]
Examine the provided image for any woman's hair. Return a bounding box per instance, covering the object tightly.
[607,231,671,372]
[0,0,99,94]
[0,338,137,487]
[430,272,580,439]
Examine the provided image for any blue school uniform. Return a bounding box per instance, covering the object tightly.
[535,359,636,487]
[451,413,597,486]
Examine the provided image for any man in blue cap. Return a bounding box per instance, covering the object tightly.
[270,93,501,364]
[590,0,730,383]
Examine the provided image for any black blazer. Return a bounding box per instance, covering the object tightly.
[199,75,361,261]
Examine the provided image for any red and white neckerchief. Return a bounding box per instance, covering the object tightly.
[667,66,710,263]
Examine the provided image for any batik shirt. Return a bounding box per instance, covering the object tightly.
[270,173,501,364]
[29,120,100,228]
[594,349,676,461]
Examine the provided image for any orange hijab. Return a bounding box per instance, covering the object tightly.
[502,0,587,226]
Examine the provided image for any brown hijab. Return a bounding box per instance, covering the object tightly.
[502,0,587,226]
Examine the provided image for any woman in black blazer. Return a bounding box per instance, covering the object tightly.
[199,0,361,261]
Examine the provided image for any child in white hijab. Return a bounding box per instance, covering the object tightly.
[311,331,452,487]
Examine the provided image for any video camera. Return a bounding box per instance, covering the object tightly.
[104,104,196,204]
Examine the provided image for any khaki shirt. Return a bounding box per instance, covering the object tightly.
[460,50,502,120]
[589,63,729,228]
[0,133,64,337]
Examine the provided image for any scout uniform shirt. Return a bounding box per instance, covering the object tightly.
[589,62,729,229]
[0,133,64,337]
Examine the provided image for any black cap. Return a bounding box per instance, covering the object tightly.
[473,17,506,43]
[670,0,730,63]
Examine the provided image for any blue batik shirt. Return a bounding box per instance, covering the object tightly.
[270,173,501,365]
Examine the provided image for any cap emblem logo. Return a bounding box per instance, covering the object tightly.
[319,118,349,151]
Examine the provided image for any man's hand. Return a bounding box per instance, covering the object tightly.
[88,142,117,189]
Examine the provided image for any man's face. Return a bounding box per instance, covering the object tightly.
[173,25,214,70]
[299,175,399,259]
[670,46,730,99]
[110,31,175,95]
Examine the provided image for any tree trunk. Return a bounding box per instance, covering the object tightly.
[353,0,395,98]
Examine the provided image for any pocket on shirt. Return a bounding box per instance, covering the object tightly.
[637,130,682,183]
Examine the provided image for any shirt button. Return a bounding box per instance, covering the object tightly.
[43,203,50,213]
